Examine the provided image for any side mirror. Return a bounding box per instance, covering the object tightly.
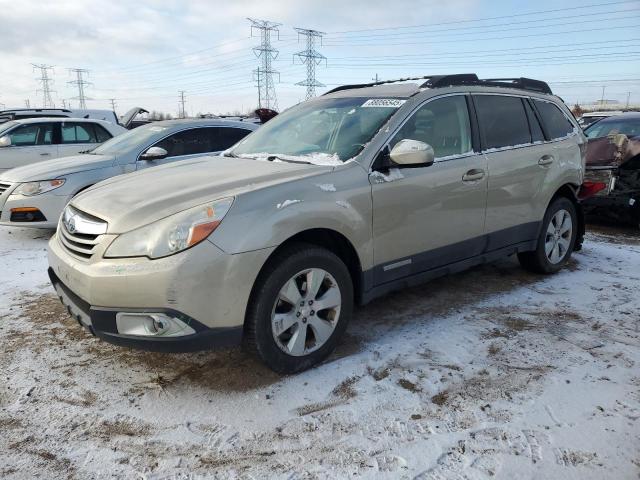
[389,139,435,167]
[140,146,168,160]
[0,135,12,147]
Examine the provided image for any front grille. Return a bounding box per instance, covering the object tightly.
[0,182,11,195]
[58,206,107,260]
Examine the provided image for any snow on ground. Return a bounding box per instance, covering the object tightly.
[0,226,639,479]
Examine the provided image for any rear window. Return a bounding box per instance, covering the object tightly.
[585,117,640,139]
[533,100,574,140]
[474,95,531,149]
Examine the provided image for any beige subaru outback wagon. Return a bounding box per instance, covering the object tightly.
[48,74,587,373]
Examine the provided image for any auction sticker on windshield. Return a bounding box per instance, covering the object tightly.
[361,99,406,108]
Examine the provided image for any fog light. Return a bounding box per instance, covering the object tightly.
[115,312,196,337]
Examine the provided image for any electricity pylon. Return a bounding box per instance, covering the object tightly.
[294,28,326,100]
[248,18,281,111]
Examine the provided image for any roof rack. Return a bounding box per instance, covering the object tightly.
[0,108,73,113]
[324,73,553,96]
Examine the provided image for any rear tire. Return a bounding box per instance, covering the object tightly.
[244,243,353,374]
[518,197,578,274]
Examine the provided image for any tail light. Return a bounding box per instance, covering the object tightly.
[578,181,607,200]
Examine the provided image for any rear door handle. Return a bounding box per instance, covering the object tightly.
[462,169,485,182]
[538,155,554,166]
[40,152,50,156]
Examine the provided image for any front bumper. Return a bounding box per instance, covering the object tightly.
[49,268,242,352]
[0,188,69,228]
[47,232,275,351]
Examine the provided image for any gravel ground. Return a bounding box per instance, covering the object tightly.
[0,225,639,479]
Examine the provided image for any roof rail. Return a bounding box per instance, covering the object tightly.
[481,77,552,94]
[0,108,73,113]
[324,73,553,96]
[323,76,435,95]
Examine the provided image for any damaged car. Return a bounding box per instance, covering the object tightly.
[47,74,586,373]
[581,112,640,226]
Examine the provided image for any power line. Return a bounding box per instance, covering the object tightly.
[294,28,326,100]
[68,68,92,109]
[323,22,640,48]
[328,0,638,34]
[248,18,281,110]
[327,7,639,41]
[32,63,56,108]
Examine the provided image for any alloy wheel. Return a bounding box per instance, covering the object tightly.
[545,209,573,264]
[271,268,342,356]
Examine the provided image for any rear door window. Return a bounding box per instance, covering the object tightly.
[153,128,212,157]
[61,123,99,143]
[210,127,253,151]
[93,124,113,143]
[474,95,531,149]
[390,95,472,158]
[8,123,54,146]
[524,100,545,143]
[533,100,574,139]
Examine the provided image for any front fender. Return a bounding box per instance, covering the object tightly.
[209,162,374,271]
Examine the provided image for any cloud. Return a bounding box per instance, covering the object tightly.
[0,0,480,112]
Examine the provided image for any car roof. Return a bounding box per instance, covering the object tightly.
[148,118,259,130]
[582,111,623,117]
[595,112,640,122]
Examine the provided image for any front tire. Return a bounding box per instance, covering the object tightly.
[244,243,353,374]
[518,197,578,274]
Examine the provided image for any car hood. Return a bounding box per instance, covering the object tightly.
[71,156,333,233]
[1,153,117,182]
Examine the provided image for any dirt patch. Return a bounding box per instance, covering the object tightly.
[296,376,360,416]
[398,378,421,393]
[332,376,359,400]
[586,223,640,246]
[431,391,449,406]
[503,317,535,332]
[92,417,152,440]
[0,417,25,430]
[368,366,391,381]
[53,390,97,407]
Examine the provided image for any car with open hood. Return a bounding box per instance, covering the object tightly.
[46,74,586,373]
[0,119,257,227]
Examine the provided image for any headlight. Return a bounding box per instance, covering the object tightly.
[13,179,65,196]
[104,197,233,259]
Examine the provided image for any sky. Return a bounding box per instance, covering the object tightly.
[0,0,639,116]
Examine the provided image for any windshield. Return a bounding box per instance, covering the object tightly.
[0,120,18,135]
[231,97,404,162]
[585,117,640,139]
[90,123,170,155]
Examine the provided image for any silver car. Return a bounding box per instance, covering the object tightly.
[0,119,257,227]
[47,75,587,373]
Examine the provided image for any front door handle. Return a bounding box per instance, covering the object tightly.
[462,169,485,182]
[538,155,554,166]
[40,152,51,156]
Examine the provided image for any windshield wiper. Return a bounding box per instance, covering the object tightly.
[222,151,237,158]
[267,155,311,165]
